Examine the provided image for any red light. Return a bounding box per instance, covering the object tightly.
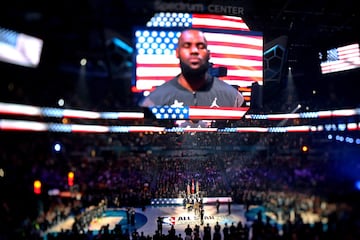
[34,180,41,194]
[68,171,74,186]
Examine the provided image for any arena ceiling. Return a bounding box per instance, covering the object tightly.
[2,0,358,64]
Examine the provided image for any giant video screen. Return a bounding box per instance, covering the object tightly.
[133,13,263,120]
[0,27,43,68]
[319,43,360,75]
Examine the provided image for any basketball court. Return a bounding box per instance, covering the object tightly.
[45,199,324,240]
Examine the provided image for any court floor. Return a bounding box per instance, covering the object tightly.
[45,203,322,239]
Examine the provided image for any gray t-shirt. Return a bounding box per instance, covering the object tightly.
[140,75,244,108]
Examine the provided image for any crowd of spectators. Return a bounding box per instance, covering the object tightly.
[1,129,360,239]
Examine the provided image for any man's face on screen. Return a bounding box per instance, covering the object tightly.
[176,30,210,78]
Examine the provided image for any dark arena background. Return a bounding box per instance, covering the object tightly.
[1,1,360,239]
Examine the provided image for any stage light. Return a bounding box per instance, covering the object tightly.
[68,171,74,187]
[54,143,62,152]
[301,145,309,153]
[34,180,41,194]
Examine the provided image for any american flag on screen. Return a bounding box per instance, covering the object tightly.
[146,12,250,31]
[135,12,263,106]
[149,106,249,120]
[321,43,360,74]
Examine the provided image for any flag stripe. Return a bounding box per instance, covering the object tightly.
[192,13,250,31]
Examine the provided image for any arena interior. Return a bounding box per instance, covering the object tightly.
[1,1,360,239]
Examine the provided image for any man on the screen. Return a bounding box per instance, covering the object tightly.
[139,28,244,108]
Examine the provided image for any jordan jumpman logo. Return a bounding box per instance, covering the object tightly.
[210,97,219,108]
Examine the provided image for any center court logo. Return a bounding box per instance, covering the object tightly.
[162,216,176,226]
[162,215,227,226]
